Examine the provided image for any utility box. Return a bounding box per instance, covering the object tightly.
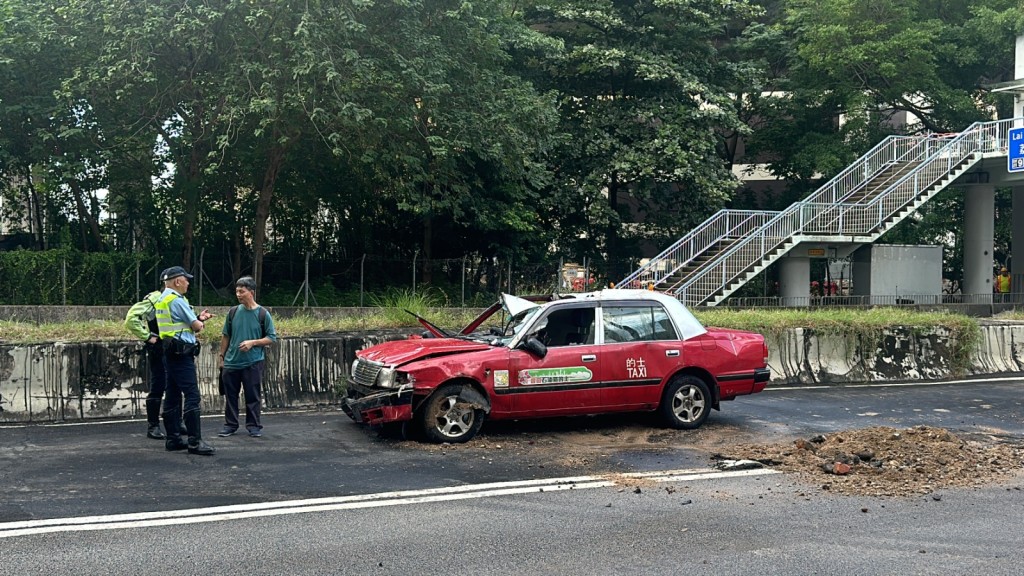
[851,244,942,304]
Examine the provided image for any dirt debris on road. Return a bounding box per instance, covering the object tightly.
[389,419,1024,497]
[716,425,1024,497]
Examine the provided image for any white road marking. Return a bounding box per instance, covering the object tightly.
[0,468,777,538]
[768,376,1024,391]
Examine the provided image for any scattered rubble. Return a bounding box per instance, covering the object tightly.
[389,420,1024,497]
[717,425,1024,497]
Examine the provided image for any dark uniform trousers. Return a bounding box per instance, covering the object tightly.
[161,350,203,445]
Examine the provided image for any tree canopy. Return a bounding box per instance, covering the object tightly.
[0,0,1021,300]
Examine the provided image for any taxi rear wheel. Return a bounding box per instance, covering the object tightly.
[417,383,485,443]
[660,375,711,430]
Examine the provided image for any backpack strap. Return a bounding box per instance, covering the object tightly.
[226,305,267,339]
[258,306,267,339]
[225,305,240,337]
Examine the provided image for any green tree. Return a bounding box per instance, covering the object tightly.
[522,0,764,278]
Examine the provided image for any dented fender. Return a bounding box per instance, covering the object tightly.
[453,385,491,414]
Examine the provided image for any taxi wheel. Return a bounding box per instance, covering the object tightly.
[417,383,485,443]
[660,375,710,430]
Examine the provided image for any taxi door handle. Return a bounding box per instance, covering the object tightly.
[582,354,597,362]
[666,350,680,357]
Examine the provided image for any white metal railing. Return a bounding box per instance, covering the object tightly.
[616,210,776,288]
[720,292,1013,308]
[617,135,924,290]
[673,118,1015,306]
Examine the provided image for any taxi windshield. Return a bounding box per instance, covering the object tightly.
[493,305,542,346]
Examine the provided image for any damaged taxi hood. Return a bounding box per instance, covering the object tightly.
[359,338,492,366]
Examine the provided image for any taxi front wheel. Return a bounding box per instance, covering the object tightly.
[660,375,710,430]
[417,383,485,443]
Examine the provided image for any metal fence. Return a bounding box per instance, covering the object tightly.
[0,249,613,307]
[2,247,1020,311]
[721,292,1023,309]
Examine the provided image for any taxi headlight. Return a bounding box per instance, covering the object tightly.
[376,367,395,387]
[376,368,413,388]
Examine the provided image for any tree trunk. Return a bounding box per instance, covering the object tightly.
[422,210,433,285]
[179,146,205,270]
[606,172,621,278]
[21,164,45,250]
[252,144,287,292]
[69,180,104,251]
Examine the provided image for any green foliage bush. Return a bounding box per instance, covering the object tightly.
[0,249,160,305]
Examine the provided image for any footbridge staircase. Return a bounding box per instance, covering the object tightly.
[618,119,1017,307]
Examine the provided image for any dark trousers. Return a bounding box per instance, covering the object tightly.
[144,345,167,426]
[222,361,264,431]
[163,353,201,417]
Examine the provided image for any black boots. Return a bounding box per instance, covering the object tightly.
[146,398,165,439]
[162,409,188,451]
[184,409,215,456]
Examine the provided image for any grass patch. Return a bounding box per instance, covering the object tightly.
[0,307,979,343]
[696,308,980,375]
[0,307,483,345]
[695,307,976,336]
[0,306,982,375]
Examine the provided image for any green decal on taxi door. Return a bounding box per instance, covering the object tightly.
[519,367,593,386]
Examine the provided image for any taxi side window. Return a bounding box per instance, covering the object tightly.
[536,307,596,347]
[603,305,677,343]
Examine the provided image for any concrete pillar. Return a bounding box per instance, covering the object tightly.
[963,184,995,302]
[1016,35,1024,119]
[1013,186,1024,301]
[778,256,810,307]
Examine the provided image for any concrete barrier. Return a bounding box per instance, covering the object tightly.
[0,331,407,423]
[1,325,1021,423]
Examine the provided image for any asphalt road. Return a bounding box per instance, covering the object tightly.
[2,377,1023,575]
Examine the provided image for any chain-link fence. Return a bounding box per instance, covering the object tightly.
[0,248,616,307]
[2,247,1007,310]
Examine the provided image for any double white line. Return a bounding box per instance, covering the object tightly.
[0,467,776,538]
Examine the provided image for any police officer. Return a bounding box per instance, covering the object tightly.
[124,289,170,439]
[156,266,216,455]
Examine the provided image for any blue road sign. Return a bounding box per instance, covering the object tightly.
[1010,127,1024,172]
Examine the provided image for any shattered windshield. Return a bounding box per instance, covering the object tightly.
[491,305,542,346]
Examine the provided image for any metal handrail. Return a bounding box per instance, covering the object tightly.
[674,118,1014,306]
[616,209,775,288]
[617,136,924,289]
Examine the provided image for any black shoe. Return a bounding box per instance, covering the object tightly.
[147,425,166,440]
[165,438,188,452]
[187,439,216,456]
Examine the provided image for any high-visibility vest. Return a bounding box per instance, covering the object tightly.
[155,292,193,339]
[997,274,1011,294]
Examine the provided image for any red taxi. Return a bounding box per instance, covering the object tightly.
[343,289,770,443]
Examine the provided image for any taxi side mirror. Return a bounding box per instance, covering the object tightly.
[520,337,548,358]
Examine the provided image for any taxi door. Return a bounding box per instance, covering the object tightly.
[507,304,603,417]
[598,303,680,411]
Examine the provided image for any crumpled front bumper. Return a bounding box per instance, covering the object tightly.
[342,381,414,425]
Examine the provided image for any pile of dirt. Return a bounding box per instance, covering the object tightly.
[716,425,1024,497]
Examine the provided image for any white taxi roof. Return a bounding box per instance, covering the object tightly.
[555,289,707,341]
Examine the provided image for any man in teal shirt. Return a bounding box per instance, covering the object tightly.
[217,276,277,437]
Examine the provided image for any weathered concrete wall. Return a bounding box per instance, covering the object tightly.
[0,306,463,323]
[767,322,1024,385]
[770,326,956,384]
[0,331,408,423]
[1,324,1022,423]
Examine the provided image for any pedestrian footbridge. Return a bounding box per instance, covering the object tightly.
[620,118,1024,306]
